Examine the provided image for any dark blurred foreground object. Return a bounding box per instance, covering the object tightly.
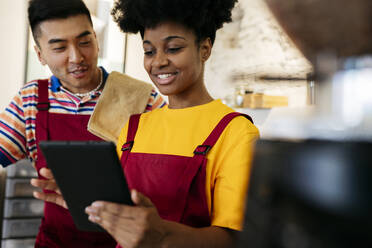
[238,139,372,248]
[240,1,372,247]
[264,0,372,61]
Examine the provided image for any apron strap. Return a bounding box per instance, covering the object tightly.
[120,114,141,164]
[126,114,141,143]
[36,79,50,141]
[193,112,253,157]
[181,112,252,223]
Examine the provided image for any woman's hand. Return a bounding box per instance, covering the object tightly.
[86,190,236,248]
[30,168,68,209]
[85,190,167,248]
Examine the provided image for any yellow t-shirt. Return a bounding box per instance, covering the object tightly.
[116,100,259,231]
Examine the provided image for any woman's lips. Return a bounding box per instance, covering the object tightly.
[154,73,177,85]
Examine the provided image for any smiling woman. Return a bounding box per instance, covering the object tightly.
[83,0,260,248]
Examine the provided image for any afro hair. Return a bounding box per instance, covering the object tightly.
[111,0,238,44]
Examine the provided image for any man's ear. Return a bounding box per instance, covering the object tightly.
[200,37,212,62]
[34,45,47,65]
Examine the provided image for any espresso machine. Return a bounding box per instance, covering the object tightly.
[239,1,372,247]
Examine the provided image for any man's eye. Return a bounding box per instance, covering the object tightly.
[80,41,91,46]
[53,47,65,51]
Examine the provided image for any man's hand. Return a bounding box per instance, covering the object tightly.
[85,189,167,248]
[30,168,68,209]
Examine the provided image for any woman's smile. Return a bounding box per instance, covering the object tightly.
[153,72,179,85]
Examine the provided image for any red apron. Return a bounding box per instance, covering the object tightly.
[118,112,252,247]
[34,80,116,247]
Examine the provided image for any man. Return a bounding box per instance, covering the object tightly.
[0,0,165,247]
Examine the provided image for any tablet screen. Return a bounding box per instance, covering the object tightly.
[39,140,132,232]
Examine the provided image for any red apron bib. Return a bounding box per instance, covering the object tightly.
[118,112,253,246]
[34,80,116,248]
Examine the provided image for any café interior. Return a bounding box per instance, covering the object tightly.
[0,0,371,247]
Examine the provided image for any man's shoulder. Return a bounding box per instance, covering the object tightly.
[20,78,50,94]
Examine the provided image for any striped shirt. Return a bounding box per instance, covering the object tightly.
[0,67,166,167]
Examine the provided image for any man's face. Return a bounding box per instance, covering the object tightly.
[34,14,100,94]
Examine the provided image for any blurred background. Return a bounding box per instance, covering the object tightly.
[1,0,372,247]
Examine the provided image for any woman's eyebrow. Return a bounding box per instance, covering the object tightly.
[164,36,186,41]
[143,36,186,45]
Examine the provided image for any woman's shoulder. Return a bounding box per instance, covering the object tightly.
[214,101,258,132]
[212,103,260,142]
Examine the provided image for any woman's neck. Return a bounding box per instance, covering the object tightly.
[167,84,213,109]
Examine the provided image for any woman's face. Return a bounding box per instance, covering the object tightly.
[143,21,211,102]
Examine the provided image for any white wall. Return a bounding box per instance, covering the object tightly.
[0,1,28,110]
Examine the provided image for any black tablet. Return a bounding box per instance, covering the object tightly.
[39,140,133,232]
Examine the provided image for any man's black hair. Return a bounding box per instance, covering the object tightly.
[111,0,238,45]
[28,0,93,46]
